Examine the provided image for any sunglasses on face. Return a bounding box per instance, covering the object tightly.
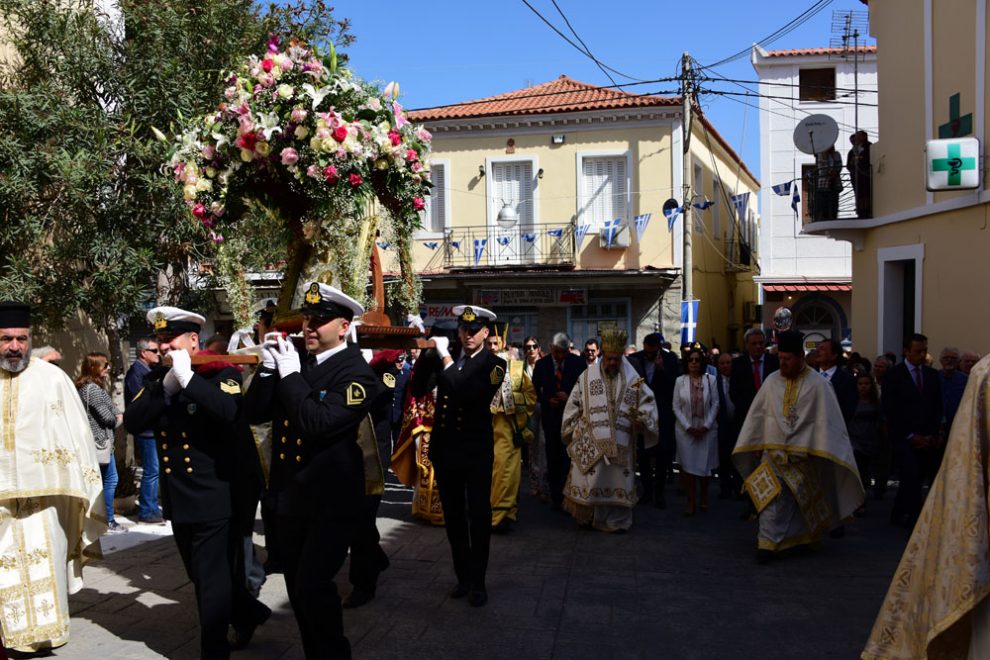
[525,344,538,350]
[143,348,160,355]
[688,357,702,363]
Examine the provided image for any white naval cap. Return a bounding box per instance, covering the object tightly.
[299,282,364,320]
[451,304,496,329]
[147,306,206,334]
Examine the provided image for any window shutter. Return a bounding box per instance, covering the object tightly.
[427,163,446,232]
[492,161,534,226]
[713,181,721,236]
[581,156,627,230]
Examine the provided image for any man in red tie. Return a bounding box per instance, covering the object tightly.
[730,329,780,437]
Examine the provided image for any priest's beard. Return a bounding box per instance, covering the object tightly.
[1,340,31,373]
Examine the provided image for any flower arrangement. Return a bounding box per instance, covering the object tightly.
[164,35,432,323]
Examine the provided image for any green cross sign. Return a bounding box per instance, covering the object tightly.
[938,93,973,138]
[931,143,977,186]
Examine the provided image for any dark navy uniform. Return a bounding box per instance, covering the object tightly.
[244,343,380,659]
[411,341,506,601]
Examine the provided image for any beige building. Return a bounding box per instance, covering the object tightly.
[400,76,761,352]
[805,0,990,358]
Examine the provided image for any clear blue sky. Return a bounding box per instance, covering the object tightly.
[333,0,873,183]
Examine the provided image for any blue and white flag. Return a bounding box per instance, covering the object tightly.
[450,240,461,251]
[496,235,512,246]
[633,213,652,242]
[680,299,700,346]
[376,240,390,250]
[603,218,622,249]
[574,223,591,246]
[522,233,536,243]
[664,206,682,232]
[423,241,439,250]
[791,186,801,220]
[771,181,792,196]
[473,238,487,265]
[546,228,564,238]
[730,192,750,219]
[693,200,714,210]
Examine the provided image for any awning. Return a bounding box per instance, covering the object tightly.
[762,283,852,292]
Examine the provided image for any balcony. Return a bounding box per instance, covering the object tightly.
[442,223,576,270]
[803,167,872,223]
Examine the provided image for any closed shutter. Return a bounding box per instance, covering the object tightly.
[491,161,534,226]
[712,181,721,237]
[426,163,446,232]
[581,156,627,230]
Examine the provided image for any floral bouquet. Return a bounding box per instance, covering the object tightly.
[163,35,432,324]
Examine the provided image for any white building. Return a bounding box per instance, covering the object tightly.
[752,45,878,347]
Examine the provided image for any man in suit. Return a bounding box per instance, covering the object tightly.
[714,352,739,499]
[243,283,380,659]
[816,338,858,426]
[883,332,944,528]
[626,332,680,508]
[530,332,587,511]
[125,307,270,659]
[730,328,780,434]
[410,305,506,607]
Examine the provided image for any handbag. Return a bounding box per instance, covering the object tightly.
[84,385,114,465]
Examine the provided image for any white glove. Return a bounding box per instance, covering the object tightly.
[273,335,301,377]
[168,350,194,389]
[162,368,181,396]
[260,339,278,370]
[407,314,425,334]
[432,336,450,360]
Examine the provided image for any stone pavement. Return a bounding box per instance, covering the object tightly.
[54,481,908,660]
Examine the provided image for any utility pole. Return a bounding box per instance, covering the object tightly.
[681,52,693,306]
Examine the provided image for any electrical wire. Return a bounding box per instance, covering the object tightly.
[703,88,877,107]
[550,0,618,88]
[697,75,876,95]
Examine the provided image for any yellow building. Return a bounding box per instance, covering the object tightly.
[401,76,761,352]
[805,0,990,358]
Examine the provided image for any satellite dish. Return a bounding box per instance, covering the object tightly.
[793,115,839,155]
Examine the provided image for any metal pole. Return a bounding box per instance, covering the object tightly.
[682,52,693,306]
[853,29,860,132]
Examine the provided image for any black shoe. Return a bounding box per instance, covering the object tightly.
[228,604,271,651]
[492,518,513,534]
[829,525,846,539]
[137,514,166,524]
[468,589,488,607]
[448,582,470,599]
[263,560,283,575]
[756,550,774,565]
[654,492,666,510]
[342,587,376,609]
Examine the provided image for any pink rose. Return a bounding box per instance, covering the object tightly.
[306,165,320,178]
[332,126,349,143]
[388,130,402,146]
[201,145,215,159]
[192,203,207,218]
[290,107,307,124]
[349,173,363,187]
[323,165,339,184]
[405,149,418,162]
[280,148,299,165]
[413,197,425,211]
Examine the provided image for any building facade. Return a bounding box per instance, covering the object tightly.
[397,76,761,352]
[752,45,878,348]
[806,0,990,359]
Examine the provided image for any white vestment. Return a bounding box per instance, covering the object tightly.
[561,358,658,532]
[0,358,106,652]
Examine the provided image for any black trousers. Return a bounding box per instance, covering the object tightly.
[541,412,569,507]
[636,436,657,501]
[278,514,354,660]
[434,461,493,590]
[891,443,944,524]
[717,431,742,496]
[348,494,390,592]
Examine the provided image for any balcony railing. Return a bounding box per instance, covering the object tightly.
[803,167,872,222]
[442,223,576,269]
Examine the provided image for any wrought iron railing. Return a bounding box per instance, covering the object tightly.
[803,167,872,222]
[442,223,576,269]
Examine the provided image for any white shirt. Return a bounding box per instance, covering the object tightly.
[313,341,349,366]
[449,344,486,371]
[820,366,837,381]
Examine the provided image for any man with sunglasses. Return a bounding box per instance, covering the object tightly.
[124,337,164,523]
[410,305,506,607]
[243,282,380,659]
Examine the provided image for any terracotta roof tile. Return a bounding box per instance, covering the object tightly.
[407,75,679,122]
[764,45,876,58]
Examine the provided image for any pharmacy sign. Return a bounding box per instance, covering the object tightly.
[926,137,980,190]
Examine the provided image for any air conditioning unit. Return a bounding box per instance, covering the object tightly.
[743,301,763,324]
[598,223,630,249]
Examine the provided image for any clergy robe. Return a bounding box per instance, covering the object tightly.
[560,358,658,532]
[489,357,537,526]
[0,358,106,652]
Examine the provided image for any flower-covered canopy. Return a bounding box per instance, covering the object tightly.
[165,35,432,323]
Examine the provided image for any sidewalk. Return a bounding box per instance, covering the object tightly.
[58,484,907,659]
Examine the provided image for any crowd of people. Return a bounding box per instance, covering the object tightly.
[1,291,983,658]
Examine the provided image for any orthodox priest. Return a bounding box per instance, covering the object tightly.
[560,328,658,532]
[862,355,990,660]
[733,330,863,563]
[0,301,106,653]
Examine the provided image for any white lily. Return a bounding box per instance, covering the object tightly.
[302,83,331,110]
[255,112,282,141]
[212,133,229,151]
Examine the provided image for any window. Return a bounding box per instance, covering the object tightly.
[568,299,631,345]
[693,163,704,231]
[490,160,534,228]
[423,162,447,233]
[712,180,722,237]
[579,155,628,230]
[799,67,835,102]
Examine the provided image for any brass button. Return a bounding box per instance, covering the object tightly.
[279,452,285,460]
[182,443,189,450]
[295,456,302,462]
[281,436,287,444]
[164,467,172,474]
[184,457,191,463]
[162,443,168,450]
[283,420,289,428]
[186,467,193,473]
[163,456,169,463]
[181,432,187,438]
[296,438,302,446]
[160,431,167,437]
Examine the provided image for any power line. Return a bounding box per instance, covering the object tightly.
[702,88,877,107]
[698,75,876,95]
[549,0,618,88]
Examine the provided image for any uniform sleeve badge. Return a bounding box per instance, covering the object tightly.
[346,382,367,406]
[220,379,242,394]
[383,372,396,389]
[490,365,505,385]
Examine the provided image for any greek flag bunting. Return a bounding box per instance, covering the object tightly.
[450,240,461,251]
[771,181,792,196]
[473,238,487,265]
[633,213,652,242]
[693,201,714,210]
[376,240,390,250]
[664,206,682,232]
[603,219,622,249]
[680,299,700,346]
[522,233,537,243]
[730,192,750,219]
[423,241,439,250]
[791,186,801,220]
[574,223,591,246]
[496,235,512,246]
[547,228,564,238]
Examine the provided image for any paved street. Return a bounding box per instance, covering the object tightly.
[57,481,907,660]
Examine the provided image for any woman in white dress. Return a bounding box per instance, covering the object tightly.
[672,343,719,516]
